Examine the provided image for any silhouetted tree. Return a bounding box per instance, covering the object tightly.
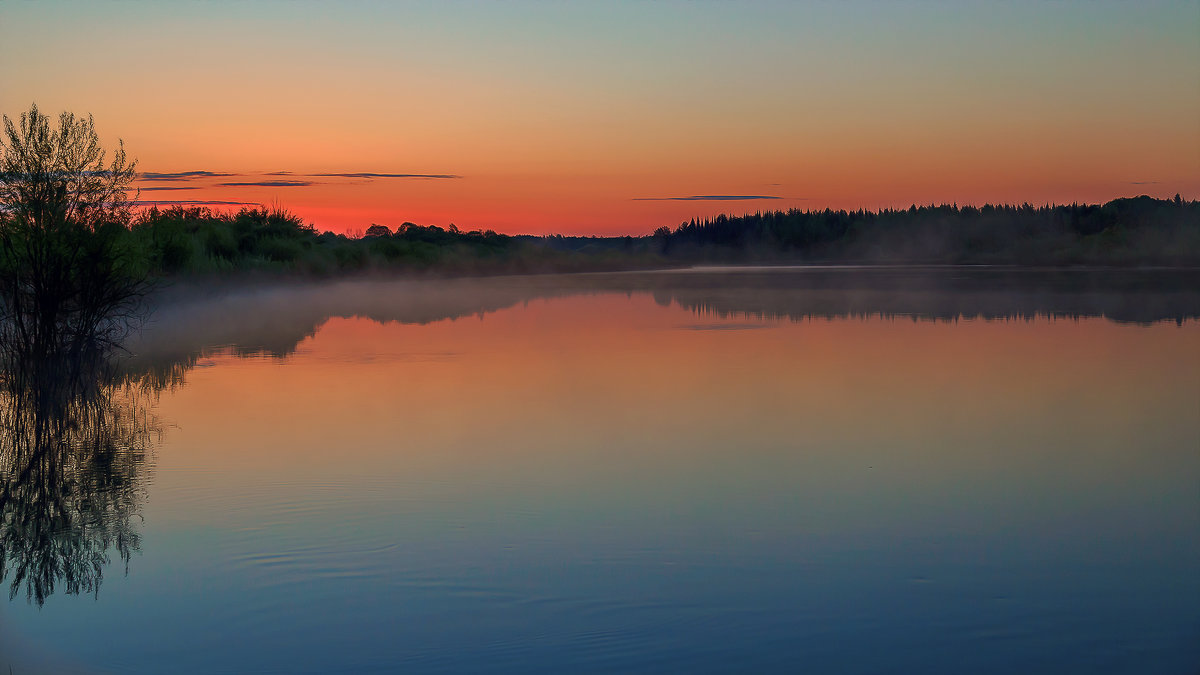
[0,103,144,365]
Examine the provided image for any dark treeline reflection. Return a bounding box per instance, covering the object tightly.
[0,345,159,606]
[2,267,1193,605]
[126,267,1200,377]
[634,267,1200,326]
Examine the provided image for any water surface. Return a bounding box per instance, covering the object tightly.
[2,268,1198,673]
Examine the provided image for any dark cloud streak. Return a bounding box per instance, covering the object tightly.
[310,172,461,179]
[632,195,788,201]
[139,170,237,181]
[218,180,317,187]
[137,170,462,183]
[131,199,261,206]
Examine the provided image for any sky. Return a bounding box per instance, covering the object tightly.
[1,1,1198,236]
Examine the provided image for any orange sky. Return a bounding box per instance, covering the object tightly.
[2,1,1198,235]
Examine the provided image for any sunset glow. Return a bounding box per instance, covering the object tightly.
[2,1,1197,235]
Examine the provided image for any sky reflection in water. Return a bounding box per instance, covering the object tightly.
[2,270,1198,674]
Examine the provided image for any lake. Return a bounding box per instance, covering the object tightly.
[2,267,1198,673]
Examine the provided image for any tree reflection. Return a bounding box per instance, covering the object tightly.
[125,268,1200,374]
[0,346,157,606]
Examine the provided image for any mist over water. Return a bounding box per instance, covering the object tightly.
[125,266,1200,371]
[2,268,1198,673]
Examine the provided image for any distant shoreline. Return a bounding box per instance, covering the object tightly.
[146,260,1200,298]
[121,195,1197,284]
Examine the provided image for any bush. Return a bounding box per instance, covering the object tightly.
[256,237,303,263]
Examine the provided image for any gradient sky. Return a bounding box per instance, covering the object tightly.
[2,1,1198,235]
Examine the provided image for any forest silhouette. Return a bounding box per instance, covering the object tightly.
[125,195,1199,278]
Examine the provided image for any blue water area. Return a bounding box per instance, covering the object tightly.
[2,270,1198,673]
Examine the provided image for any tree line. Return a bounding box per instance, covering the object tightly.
[2,101,1198,364]
[653,196,1199,265]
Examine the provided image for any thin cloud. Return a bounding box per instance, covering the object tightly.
[132,199,260,206]
[1129,181,1160,185]
[139,170,237,181]
[137,186,202,192]
[632,195,786,201]
[138,170,460,184]
[218,180,317,187]
[310,172,461,179]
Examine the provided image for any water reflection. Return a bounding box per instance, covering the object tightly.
[1,267,1196,672]
[130,267,1199,372]
[3,267,1196,609]
[0,348,158,606]
[631,266,1200,324]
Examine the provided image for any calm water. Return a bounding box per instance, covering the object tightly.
[2,268,1198,673]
